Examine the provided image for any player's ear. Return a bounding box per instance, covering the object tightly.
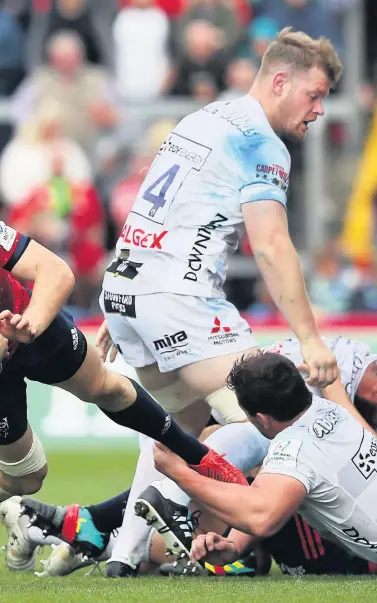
[255,412,270,431]
[272,70,289,97]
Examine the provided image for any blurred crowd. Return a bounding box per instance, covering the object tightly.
[0,0,374,320]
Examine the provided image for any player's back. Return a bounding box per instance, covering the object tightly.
[105,95,290,298]
[263,396,377,563]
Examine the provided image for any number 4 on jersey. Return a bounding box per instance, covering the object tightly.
[143,164,180,217]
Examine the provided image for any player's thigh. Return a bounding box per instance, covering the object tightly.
[169,398,211,437]
[24,309,88,386]
[178,349,259,398]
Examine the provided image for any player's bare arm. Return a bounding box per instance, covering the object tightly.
[153,442,305,537]
[242,200,338,388]
[2,239,75,341]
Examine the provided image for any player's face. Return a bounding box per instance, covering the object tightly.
[277,67,330,142]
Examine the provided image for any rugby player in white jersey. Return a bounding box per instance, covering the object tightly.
[150,352,377,569]
[97,28,341,576]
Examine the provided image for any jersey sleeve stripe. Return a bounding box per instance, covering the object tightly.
[3,234,31,271]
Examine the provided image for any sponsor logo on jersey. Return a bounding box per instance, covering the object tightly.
[203,103,257,137]
[71,327,79,351]
[312,409,341,438]
[352,434,377,479]
[208,316,239,346]
[120,224,168,250]
[159,136,206,165]
[0,417,9,438]
[264,439,303,468]
[342,526,377,551]
[106,254,143,280]
[103,291,136,318]
[0,222,17,252]
[184,213,227,282]
[256,164,289,192]
[153,330,190,361]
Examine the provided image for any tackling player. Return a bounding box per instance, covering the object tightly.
[147,353,377,568]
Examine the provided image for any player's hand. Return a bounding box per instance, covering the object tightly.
[299,338,339,388]
[0,311,36,344]
[95,320,118,362]
[153,442,189,479]
[190,533,238,566]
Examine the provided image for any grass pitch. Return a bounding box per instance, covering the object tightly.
[1,450,377,603]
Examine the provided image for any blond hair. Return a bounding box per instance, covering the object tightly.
[17,100,65,144]
[260,27,343,88]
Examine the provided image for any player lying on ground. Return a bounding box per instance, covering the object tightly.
[0,220,246,523]
[135,352,377,570]
[97,26,341,576]
[81,334,377,576]
[4,474,377,578]
[3,339,377,576]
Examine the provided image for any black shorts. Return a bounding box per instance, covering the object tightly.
[0,309,88,445]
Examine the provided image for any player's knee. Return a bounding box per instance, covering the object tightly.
[206,386,247,423]
[0,432,47,495]
[5,464,48,495]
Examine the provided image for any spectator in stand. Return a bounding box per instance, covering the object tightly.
[309,241,363,318]
[257,0,342,57]
[239,16,278,67]
[156,0,185,18]
[170,20,228,99]
[8,181,106,315]
[0,1,25,97]
[217,57,257,101]
[11,30,119,161]
[0,101,105,313]
[175,0,241,53]
[0,100,92,208]
[26,0,115,72]
[113,0,174,101]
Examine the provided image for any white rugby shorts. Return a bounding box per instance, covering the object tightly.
[100,291,258,372]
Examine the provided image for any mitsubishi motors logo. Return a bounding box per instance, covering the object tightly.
[208,317,238,346]
[210,317,231,334]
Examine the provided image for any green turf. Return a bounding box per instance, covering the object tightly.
[1,450,377,603]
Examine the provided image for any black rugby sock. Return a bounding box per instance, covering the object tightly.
[86,489,130,534]
[100,379,209,465]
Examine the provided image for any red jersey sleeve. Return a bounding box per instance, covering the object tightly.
[0,222,31,271]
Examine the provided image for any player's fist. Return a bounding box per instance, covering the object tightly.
[299,337,339,388]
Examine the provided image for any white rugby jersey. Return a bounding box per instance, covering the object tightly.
[261,396,377,563]
[267,336,372,402]
[103,95,290,297]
